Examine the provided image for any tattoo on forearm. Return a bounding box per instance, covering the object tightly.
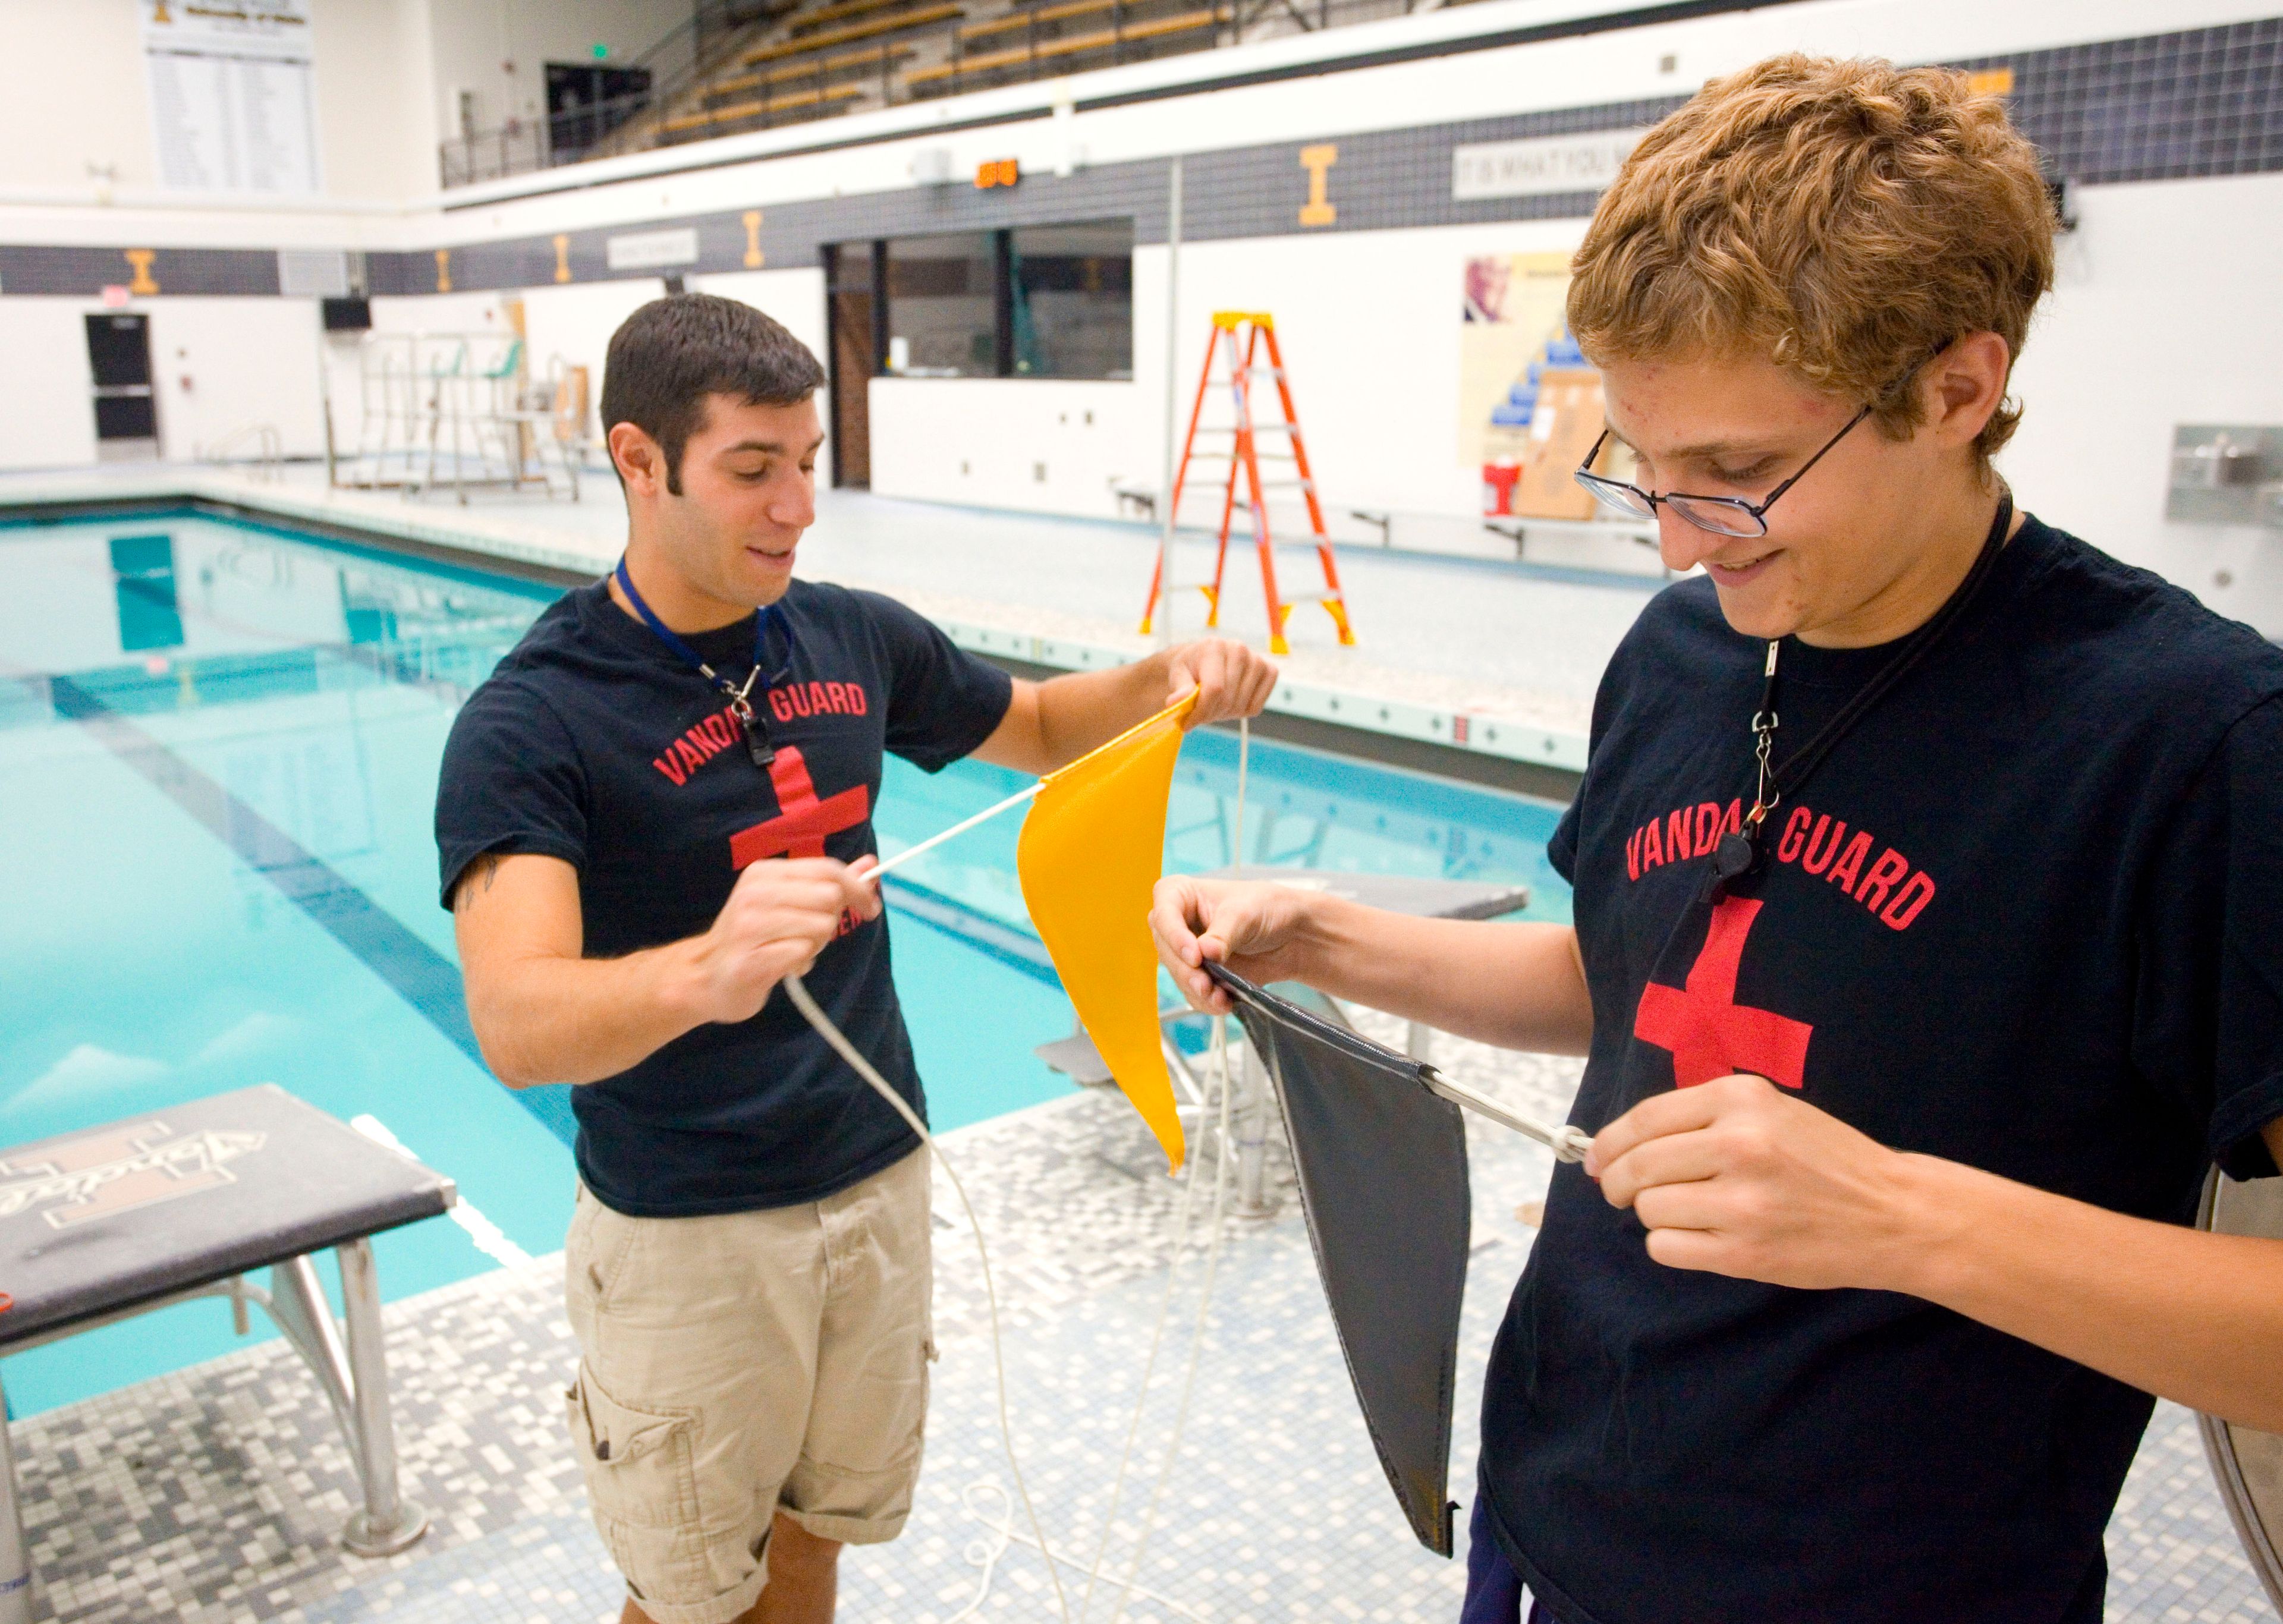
[455,854,501,912]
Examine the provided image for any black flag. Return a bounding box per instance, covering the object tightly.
[1207,962,1468,1557]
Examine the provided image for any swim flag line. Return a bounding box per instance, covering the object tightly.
[1017,691,1199,1175]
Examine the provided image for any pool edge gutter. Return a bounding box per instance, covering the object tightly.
[0,470,1589,797]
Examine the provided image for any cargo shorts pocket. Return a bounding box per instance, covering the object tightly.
[567,1186,647,1315]
[567,1362,700,1532]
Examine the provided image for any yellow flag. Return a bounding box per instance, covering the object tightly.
[1017,693,1197,1173]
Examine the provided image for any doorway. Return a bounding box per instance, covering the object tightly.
[826,241,883,489]
[545,62,652,159]
[86,313,159,462]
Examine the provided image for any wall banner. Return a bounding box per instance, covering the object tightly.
[606,228,703,272]
[141,0,322,196]
[1452,129,1647,202]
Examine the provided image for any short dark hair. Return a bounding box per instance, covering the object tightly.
[600,292,826,493]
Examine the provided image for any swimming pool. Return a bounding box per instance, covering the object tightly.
[0,508,1568,1414]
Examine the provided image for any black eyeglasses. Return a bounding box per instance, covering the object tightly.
[1574,344,1948,539]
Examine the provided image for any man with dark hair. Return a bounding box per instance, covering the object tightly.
[598,294,826,494]
[437,292,1275,1624]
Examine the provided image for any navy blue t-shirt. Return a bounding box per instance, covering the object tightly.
[435,577,1012,1217]
[1483,514,2283,1624]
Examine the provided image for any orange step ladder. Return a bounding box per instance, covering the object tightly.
[1140,311,1356,656]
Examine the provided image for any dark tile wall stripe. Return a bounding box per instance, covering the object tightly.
[5,16,2279,301]
[0,243,280,298]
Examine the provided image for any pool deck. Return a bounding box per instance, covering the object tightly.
[0,464,1668,780]
[10,1014,2272,1624]
[2,467,2273,1622]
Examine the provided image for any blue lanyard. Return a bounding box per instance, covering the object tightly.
[613,556,784,767]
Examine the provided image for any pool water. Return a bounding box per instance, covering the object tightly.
[0,509,1568,1415]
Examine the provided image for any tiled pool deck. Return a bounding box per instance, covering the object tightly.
[11,1018,2272,1623]
[3,468,2272,1620]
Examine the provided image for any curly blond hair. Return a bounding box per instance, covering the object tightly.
[1567,54,2056,461]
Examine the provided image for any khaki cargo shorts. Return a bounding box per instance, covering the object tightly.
[562,1148,934,1624]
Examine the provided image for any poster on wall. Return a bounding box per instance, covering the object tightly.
[1461,253,1625,520]
[141,0,323,196]
[1459,251,1574,471]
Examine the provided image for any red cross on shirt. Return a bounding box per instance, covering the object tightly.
[728,745,870,868]
[1631,896,1813,1090]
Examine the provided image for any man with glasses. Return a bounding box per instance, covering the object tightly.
[1153,55,2283,1624]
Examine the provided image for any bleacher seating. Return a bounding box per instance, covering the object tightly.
[741,2,965,65]
[785,0,941,33]
[689,45,916,103]
[442,0,1413,179]
[909,5,1224,91]
[659,83,868,137]
[962,0,1143,45]
[630,0,1285,154]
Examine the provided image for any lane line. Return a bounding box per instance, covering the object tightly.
[351,1113,536,1269]
[43,672,581,1148]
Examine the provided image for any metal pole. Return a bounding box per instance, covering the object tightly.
[0,1370,32,1624]
[320,349,338,489]
[1157,155,1183,651]
[337,1238,430,1556]
[271,1254,365,1465]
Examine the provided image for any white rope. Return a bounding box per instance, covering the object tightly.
[1103,1019,1234,1624]
[1233,716,1247,877]
[954,1483,1215,1624]
[1094,715,1246,1624]
[785,713,1253,1622]
[786,976,1243,1624]
[1073,1088,1207,1619]
[870,779,1045,882]
[1073,713,1247,1622]
[781,975,1074,1624]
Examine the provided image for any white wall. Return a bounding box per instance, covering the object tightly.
[0,0,433,202]
[1142,222,1587,527]
[869,173,2283,627]
[876,219,1645,565]
[0,1,148,193]
[519,277,668,445]
[0,301,99,471]
[1998,170,2283,634]
[693,269,829,369]
[694,266,836,488]
[426,0,694,144]
[149,298,329,461]
[870,378,1144,518]
[310,0,439,202]
[863,222,1557,530]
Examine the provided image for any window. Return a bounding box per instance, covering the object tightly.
[866,222,1134,381]
[1010,221,1133,380]
[885,232,998,377]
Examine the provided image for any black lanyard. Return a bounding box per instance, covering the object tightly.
[613,556,790,769]
[1703,493,2013,901]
